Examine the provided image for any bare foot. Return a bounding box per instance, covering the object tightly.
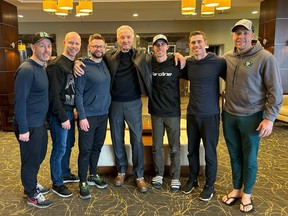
[222,189,242,205]
[240,193,254,213]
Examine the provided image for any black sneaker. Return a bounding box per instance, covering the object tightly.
[24,183,50,197]
[199,185,214,201]
[52,184,73,198]
[79,182,91,200]
[27,192,52,208]
[63,173,80,183]
[87,174,108,189]
[182,179,199,195]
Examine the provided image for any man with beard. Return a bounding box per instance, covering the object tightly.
[75,34,111,199]
[47,32,82,198]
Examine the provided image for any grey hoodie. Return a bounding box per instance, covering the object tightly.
[223,41,283,121]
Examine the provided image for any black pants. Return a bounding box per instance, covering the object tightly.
[186,114,220,186]
[14,124,48,198]
[78,115,108,182]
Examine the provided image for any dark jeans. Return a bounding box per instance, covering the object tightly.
[186,114,220,186]
[151,115,181,179]
[78,115,108,182]
[222,111,262,194]
[14,124,48,198]
[49,111,75,186]
[109,99,144,178]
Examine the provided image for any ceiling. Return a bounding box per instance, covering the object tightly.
[5,0,263,23]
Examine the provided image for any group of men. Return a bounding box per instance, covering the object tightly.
[14,19,283,213]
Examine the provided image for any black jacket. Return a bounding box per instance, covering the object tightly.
[104,47,152,98]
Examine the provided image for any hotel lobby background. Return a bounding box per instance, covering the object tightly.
[0,97,287,215]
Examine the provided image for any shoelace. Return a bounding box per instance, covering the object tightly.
[35,193,46,202]
[171,179,181,187]
[152,176,163,184]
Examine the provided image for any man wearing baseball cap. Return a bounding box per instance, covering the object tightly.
[149,34,184,192]
[14,31,54,208]
[221,19,283,213]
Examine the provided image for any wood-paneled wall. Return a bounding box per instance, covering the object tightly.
[259,0,288,93]
[0,0,19,130]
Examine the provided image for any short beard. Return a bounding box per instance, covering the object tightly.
[91,52,103,59]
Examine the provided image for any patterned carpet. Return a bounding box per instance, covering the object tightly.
[0,121,287,216]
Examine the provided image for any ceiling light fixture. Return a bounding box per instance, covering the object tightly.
[181,0,196,11]
[201,4,215,17]
[215,0,231,11]
[181,0,231,17]
[42,0,93,17]
[204,0,219,7]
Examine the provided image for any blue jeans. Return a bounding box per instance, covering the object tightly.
[109,99,144,178]
[49,111,75,186]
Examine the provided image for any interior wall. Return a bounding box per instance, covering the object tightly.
[18,19,259,56]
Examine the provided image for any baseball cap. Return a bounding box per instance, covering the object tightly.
[231,19,255,32]
[152,34,168,45]
[32,32,55,44]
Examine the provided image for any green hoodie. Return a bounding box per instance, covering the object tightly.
[223,41,283,122]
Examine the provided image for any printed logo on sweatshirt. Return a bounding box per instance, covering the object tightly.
[243,59,253,68]
[152,72,172,76]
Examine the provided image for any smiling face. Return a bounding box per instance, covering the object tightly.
[63,32,81,60]
[153,39,169,59]
[117,26,134,52]
[30,38,52,65]
[232,26,254,54]
[89,39,106,59]
[189,34,207,60]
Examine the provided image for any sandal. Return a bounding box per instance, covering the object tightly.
[240,201,254,213]
[222,195,240,206]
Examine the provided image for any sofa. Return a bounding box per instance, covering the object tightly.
[277,95,288,122]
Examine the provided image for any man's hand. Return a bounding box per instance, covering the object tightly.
[74,60,86,77]
[19,132,30,142]
[174,52,186,69]
[79,119,90,132]
[61,120,71,130]
[256,119,273,138]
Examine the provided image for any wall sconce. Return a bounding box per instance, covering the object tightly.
[10,40,27,63]
[10,40,26,51]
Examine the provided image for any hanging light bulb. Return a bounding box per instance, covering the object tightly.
[42,0,57,12]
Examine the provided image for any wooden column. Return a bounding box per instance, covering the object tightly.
[0,1,19,130]
[259,0,288,93]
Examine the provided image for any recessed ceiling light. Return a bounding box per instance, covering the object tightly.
[133,13,138,17]
[18,15,23,18]
[252,11,258,14]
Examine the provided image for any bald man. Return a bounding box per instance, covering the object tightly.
[47,32,82,198]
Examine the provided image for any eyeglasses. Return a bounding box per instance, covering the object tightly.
[90,45,105,49]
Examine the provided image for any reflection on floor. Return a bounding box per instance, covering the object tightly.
[0,96,287,215]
